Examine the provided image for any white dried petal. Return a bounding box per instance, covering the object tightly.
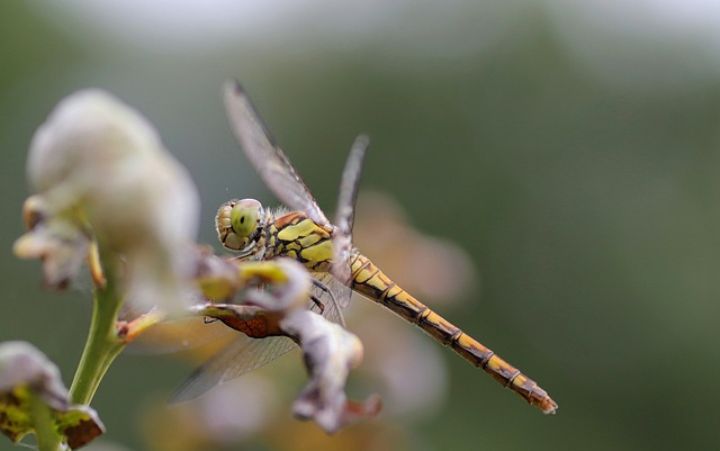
[13,216,89,289]
[242,259,312,312]
[0,341,105,448]
[0,341,68,409]
[280,310,374,433]
[23,89,200,314]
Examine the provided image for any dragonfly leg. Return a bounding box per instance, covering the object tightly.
[311,278,340,315]
[309,294,325,314]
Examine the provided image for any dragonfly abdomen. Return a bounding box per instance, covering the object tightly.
[350,252,558,414]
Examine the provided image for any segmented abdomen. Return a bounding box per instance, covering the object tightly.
[349,252,558,414]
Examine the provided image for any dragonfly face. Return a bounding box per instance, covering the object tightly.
[215,198,267,258]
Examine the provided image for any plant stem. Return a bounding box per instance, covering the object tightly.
[29,393,62,451]
[69,256,125,406]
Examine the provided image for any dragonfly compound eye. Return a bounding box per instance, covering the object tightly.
[230,198,261,238]
[215,198,262,251]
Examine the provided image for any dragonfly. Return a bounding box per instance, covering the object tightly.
[177,81,557,414]
[172,102,365,402]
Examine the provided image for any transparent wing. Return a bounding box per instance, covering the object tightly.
[171,277,345,402]
[171,334,297,403]
[310,272,347,326]
[332,135,369,307]
[127,316,235,355]
[223,81,330,226]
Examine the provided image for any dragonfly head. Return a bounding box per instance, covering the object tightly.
[215,198,266,257]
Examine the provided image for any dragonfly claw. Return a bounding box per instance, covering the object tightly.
[309,294,325,315]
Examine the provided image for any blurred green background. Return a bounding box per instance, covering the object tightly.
[2,1,720,450]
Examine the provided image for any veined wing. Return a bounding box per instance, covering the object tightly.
[331,135,369,307]
[223,81,330,226]
[128,316,236,355]
[310,272,347,327]
[171,334,297,403]
[170,279,341,402]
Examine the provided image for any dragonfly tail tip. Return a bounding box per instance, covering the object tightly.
[541,400,558,415]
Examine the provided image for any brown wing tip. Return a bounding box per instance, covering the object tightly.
[223,79,280,148]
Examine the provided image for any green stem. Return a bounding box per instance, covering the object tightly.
[29,393,62,451]
[69,257,125,405]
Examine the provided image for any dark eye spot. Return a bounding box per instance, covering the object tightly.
[240,216,245,224]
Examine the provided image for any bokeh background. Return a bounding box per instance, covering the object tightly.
[2,1,720,450]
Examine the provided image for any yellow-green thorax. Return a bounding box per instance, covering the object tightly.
[264,210,335,272]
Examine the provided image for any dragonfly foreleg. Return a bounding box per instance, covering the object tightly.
[311,278,339,316]
[309,294,325,315]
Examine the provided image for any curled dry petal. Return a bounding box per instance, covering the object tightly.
[194,246,242,302]
[0,341,105,449]
[16,89,200,314]
[14,200,89,289]
[191,257,313,340]
[280,310,381,433]
[234,259,312,312]
[0,342,67,409]
[195,253,311,312]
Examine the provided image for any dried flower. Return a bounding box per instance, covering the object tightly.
[281,310,381,433]
[0,341,104,449]
[15,89,200,314]
[14,197,89,289]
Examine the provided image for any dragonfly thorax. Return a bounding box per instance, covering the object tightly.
[215,198,271,258]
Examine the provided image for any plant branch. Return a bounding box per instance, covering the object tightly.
[28,393,62,451]
[68,254,125,406]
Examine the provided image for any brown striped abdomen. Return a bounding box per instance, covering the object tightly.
[349,252,558,414]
